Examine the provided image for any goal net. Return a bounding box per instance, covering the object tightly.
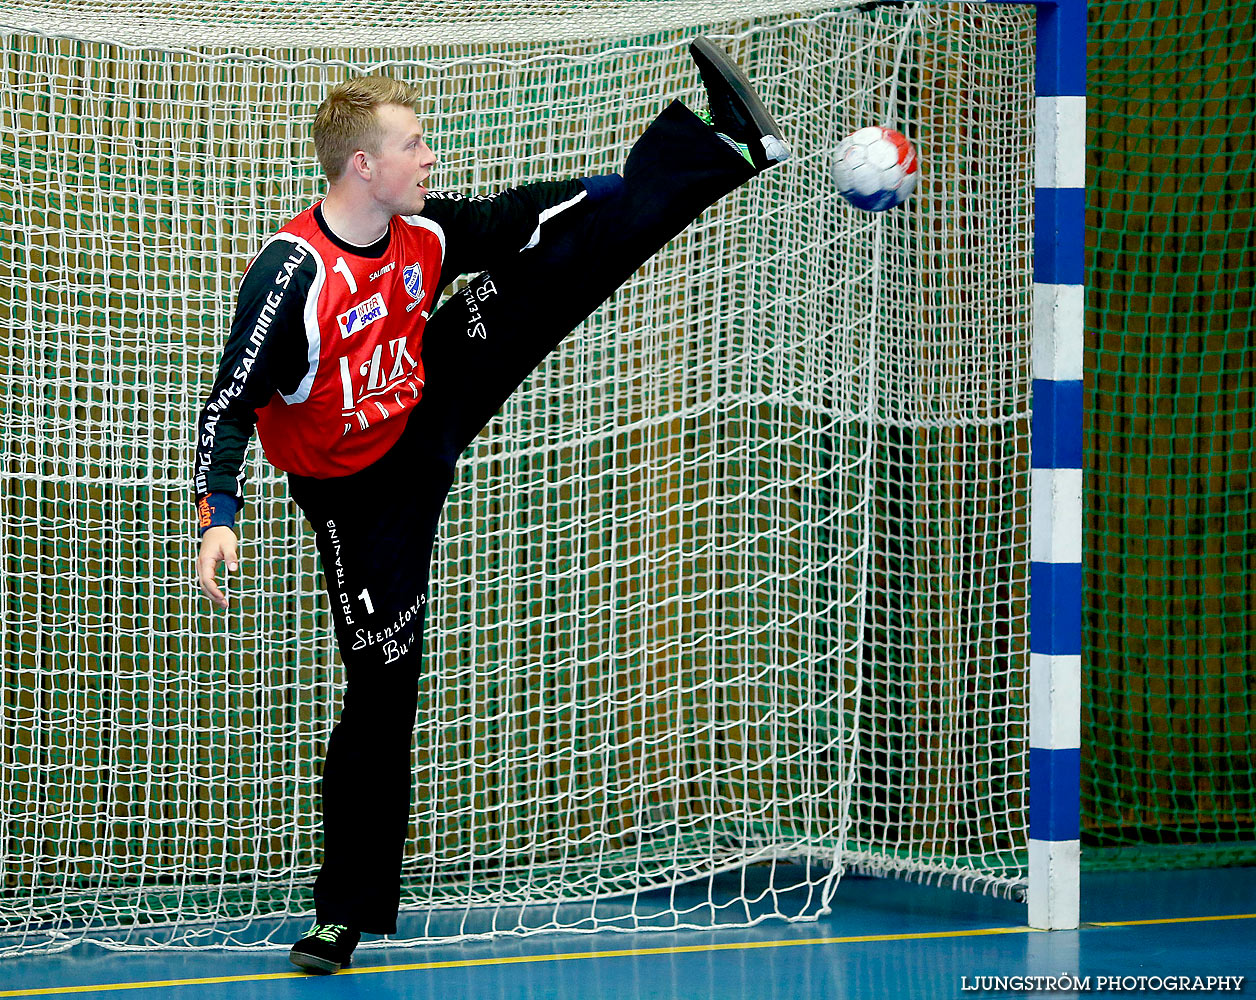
[0,0,1035,955]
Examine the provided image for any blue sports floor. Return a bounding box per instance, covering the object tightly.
[2,868,1253,998]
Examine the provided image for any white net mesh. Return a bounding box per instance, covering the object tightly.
[0,0,1035,955]
[2,0,845,47]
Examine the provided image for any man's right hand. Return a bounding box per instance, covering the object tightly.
[197,526,239,610]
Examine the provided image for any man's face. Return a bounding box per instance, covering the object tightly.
[364,103,436,216]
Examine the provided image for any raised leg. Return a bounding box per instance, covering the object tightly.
[418,100,756,458]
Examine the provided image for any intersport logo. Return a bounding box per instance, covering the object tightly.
[337,292,389,339]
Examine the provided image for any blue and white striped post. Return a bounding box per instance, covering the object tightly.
[991,0,1086,930]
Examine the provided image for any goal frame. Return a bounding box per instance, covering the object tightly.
[0,0,1088,948]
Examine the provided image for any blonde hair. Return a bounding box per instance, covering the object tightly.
[313,75,425,182]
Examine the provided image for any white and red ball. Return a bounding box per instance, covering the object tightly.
[831,126,920,212]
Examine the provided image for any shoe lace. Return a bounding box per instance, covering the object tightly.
[311,923,347,944]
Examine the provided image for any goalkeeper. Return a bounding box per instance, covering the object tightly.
[193,39,789,974]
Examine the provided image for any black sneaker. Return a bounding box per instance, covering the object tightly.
[689,36,792,171]
[288,922,360,974]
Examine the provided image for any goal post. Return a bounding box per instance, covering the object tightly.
[0,0,1082,955]
[993,0,1086,932]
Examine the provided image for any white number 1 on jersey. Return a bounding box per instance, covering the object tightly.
[333,256,358,294]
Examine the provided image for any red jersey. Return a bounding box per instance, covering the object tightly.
[254,207,443,478]
[193,178,589,523]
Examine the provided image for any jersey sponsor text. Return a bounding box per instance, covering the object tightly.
[337,292,389,339]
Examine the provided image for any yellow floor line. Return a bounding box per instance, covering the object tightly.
[0,925,1038,997]
[1089,912,1256,928]
[3,912,1252,998]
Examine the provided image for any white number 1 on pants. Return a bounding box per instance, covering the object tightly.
[358,588,375,615]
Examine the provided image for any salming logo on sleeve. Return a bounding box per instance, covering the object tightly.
[194,239,312,498]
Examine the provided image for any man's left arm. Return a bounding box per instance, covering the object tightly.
[421,175,622,289]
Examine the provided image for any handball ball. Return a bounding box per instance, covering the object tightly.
[831,126,920,212]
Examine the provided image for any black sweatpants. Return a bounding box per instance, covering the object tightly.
[286,101,757,934]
